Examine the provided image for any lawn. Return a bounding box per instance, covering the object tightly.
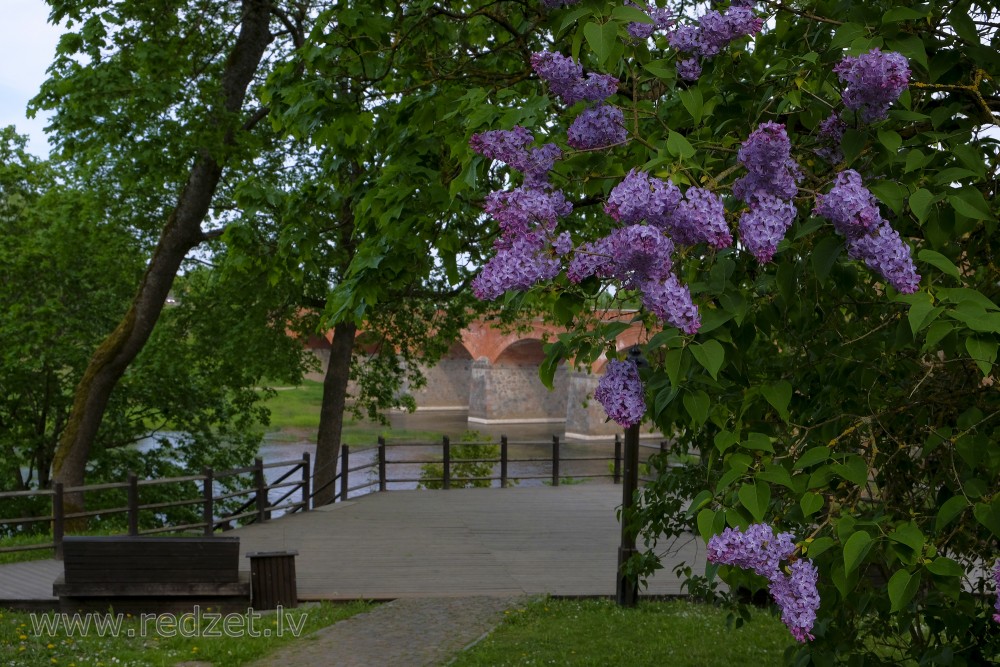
[259,380,444,444]
[452,597,795,667]
[1,601,373,667]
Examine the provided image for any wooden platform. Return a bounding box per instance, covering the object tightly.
[0,485,708,606]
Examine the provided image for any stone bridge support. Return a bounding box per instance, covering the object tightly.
[468,340,567,424]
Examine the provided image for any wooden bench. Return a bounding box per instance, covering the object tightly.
[53,536,250,612]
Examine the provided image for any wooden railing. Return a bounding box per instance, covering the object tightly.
[1,435,678,559]
[0,454,311,560]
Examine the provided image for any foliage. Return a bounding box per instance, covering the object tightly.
[451,597,793,666]
[464,0,1000,663]
[419,432,499,489]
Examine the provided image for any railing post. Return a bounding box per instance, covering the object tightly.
[340,445,349,501]
[613,434,622,484]
[378,436,387,492]
[53,482,64,560]
[442,436,451,490]
[301,452,311,512]
[202,467,214,535]
[500,435,508,488]
[127,472,139,536]
[254,457,267,523]
[552,436,560,487]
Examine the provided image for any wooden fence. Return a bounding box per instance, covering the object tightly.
[1,435,675,559]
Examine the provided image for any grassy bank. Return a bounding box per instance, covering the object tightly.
[259,380,443,444]
[1,601,373,667]
[453,598,795,666]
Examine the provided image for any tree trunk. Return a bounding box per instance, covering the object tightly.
[51,0,274,520]
[312,321,358,506]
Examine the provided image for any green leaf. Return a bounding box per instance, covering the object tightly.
[756,464,795,490]
[800,492,823,517]
[678,88,704,124]
[917,249,960,279]
[843,531,873,574]
[761,380,792,422]
[667,131,696,159]
[908,188,934,223]
[883,7,927,23]
[877,129,901,154]
[888,522,924,556]
[583,21,618,66]
[805,536,834,558]
[949,188,993,220]
[793,446,831,470]
[965,337,998,376]
[697,508,725,542]
[973,499,1000,538]
[690,340,724,379]
[714,430,739,453]
[841,129,866,164]
[611,5,653,23]
[870,181,906,215]
[685,490,713,518]
[888,569,918,612]
[738,482,770,523]
[742,432,775,453]
[906,294,937,336]
[811,236,843,284]
[683,389,710,426]
[833,455,868,487]
[925,557,964,578]
[935,496,968,533]
[698,309,733,334]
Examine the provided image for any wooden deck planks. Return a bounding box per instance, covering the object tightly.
[0,485,707,604]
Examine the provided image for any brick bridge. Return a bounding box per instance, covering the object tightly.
[311,316,653,440]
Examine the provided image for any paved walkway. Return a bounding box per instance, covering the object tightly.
[246,596,519,667]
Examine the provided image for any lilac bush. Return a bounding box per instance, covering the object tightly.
[666,3,763,80]
[567,104,626,149]
[531,51,619,106]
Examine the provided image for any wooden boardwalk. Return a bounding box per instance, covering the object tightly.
[0,486,707,605]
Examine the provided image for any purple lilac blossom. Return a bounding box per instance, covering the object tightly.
[812,170,883,240]
[594,358,645,427]
[834,49,910,122]
[625,2,674,40]
[993,559,1000,623]
[816,114,847,163]
[640,274,701,334]
[605,169,682,224]
[732,122,802,203]
[568,104,626,149]
[531,51,619,105]
[471,231,561,300]
[707,524,819,642]
[738,194,796,263]
[847,222,921,293]
[567,225,674,287]
[668,187,733,248]
[813,170,920,293]
[667,4,762,80]
[484,187,573,249]
[469,127,561,188]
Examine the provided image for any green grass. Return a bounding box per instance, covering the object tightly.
[259,379,445,444]
[1,601,373,666]
[0,535,56,565]
[452,598,796,667]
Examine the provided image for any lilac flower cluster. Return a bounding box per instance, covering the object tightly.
[834,49,910,122]
[666,3,763,80]
[469,125,572,301]
[641,274,701,334]
[993,558,1000,623]
[733,123,802,262]
[813,170,920,293]
[605,169,682,225]
[707,524,820,642]
[625,2,674,40]
[531,51,619,106]
[469,127,561,189]
[568,104,626,149]
[594,358,645,427]
[816,114,847,163]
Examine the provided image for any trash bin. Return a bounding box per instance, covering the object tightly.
[246,550,298,609]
